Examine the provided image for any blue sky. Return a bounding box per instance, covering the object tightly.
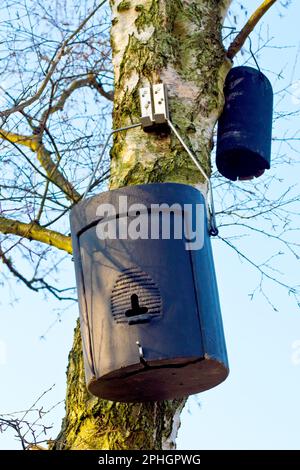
[1,0,300,450]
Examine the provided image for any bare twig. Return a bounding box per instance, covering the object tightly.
[0,386,63,449]
[0,0,108,118]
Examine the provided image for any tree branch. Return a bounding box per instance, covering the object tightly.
[0,248,76,300]
[0,129,37,151]
[40,74,112,123]
[0,129,81,202]
[0,0,107,118]
[91,76,114,101]
[0,246,39,292]
[36,144,80,202]
[0,216,72,254]
[227,0,278,60]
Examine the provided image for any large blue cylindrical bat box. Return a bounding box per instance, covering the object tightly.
[70,183,229,402]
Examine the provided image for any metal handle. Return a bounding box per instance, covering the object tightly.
[81,110,218,235]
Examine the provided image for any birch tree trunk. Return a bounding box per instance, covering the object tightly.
[55,0,232,450]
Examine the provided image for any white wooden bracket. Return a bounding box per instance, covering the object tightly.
[139,84,169,130]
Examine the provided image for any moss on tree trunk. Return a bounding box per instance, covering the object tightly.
[54,0,232,450]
